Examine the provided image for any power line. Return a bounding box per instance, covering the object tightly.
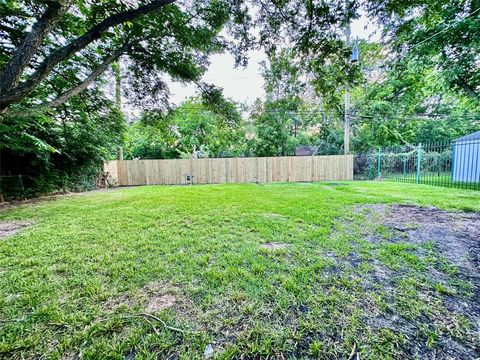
[409,7,480,50]
[355,113,480,119]
[164,74,260,84]
[352,113,480,123]
[152,104,480,123]
[171,107,333,115]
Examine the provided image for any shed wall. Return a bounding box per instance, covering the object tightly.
[452,141,480,182]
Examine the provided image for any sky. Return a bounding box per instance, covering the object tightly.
[167,14,380,107]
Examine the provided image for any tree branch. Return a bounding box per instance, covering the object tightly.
[47,44,129,108]
[456,78,478,99]
[0,1,73,92]
[0,0,176,109]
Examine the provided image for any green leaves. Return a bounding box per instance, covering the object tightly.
[371,0,480,101]
[0,0,256,196]
[125,96,245,159]
[21,132,60,155]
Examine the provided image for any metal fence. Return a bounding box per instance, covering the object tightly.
[354,139,480,190]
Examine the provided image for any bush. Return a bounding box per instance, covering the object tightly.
[0,100,124,200]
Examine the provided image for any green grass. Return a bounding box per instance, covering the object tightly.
[381,171,480,190]
[0,181,479,359]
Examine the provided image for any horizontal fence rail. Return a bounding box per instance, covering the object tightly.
[105,155,354,186]
[354,139,480,190]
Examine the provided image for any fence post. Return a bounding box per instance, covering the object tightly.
[450,141,455,181]
[117,146,123,161]
[416,143,422,184]
[377,146,382,179]
[367,155,373,179]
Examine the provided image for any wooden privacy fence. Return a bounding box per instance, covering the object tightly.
[104,155,354,186]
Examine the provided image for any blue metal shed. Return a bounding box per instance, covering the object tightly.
[452,131,480,183]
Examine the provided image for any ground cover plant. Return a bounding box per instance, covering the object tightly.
[0,182,479,359]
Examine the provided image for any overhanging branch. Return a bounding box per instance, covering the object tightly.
[0,1,74,92]
[47,44,130,108]
[456,78,478,100]
[0,0,176,109]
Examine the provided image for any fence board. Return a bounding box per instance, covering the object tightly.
[105,155,354,186]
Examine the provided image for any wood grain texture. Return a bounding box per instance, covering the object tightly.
[104,155,354,186]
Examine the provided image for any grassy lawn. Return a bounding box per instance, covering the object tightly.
[381,172,480,190]
[0,182,479,359]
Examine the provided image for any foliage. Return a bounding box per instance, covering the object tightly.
[125,97,246,159]
[0,93,124,199]
[1,0,480,199]
[125,118,175,160]
[306,35,480,152]
[368,0,480,101]
[348,47,480,151]
[255,0,357,72]
[251,99,307,156]
[0,0,252,109]
[343,0,480,150]
[250,48,345,156]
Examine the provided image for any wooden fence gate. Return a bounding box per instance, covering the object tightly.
[104,155,354,186]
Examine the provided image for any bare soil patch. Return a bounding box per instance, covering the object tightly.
[361,204,480,283]
[0,220,34,239]
[352,204,480,359]
[102,281,181,313]
[145,294,176,313]
[261,242,288,250]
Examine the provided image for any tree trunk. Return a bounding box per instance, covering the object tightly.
[0,1,73,93]
[114,61,122,110]
[0,0,176,110]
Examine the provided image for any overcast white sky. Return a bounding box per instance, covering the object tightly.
[167,14,380,106]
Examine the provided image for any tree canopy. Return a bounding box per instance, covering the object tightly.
[0,0,253,111]
[126,96,245,159]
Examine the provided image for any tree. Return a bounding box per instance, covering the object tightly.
[368,0,480,101]
[251,54,304,156]
[0,91,125,198]
[2,0,401,198]
[348,42,480,150]
[0,0,253,199]
[251,48,344,156]
[0,0,255,198]
[0,0,364,115]
[0,0,252,111]
[125,97,245,159]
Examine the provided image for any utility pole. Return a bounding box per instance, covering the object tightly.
[344,23,351,155]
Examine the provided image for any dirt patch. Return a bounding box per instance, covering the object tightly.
[145,294,176,313]
[261,242,288,250]
[351,204,480,358]
[0,220,34,239]
[359,204,480,283]
[102,281,181,313]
